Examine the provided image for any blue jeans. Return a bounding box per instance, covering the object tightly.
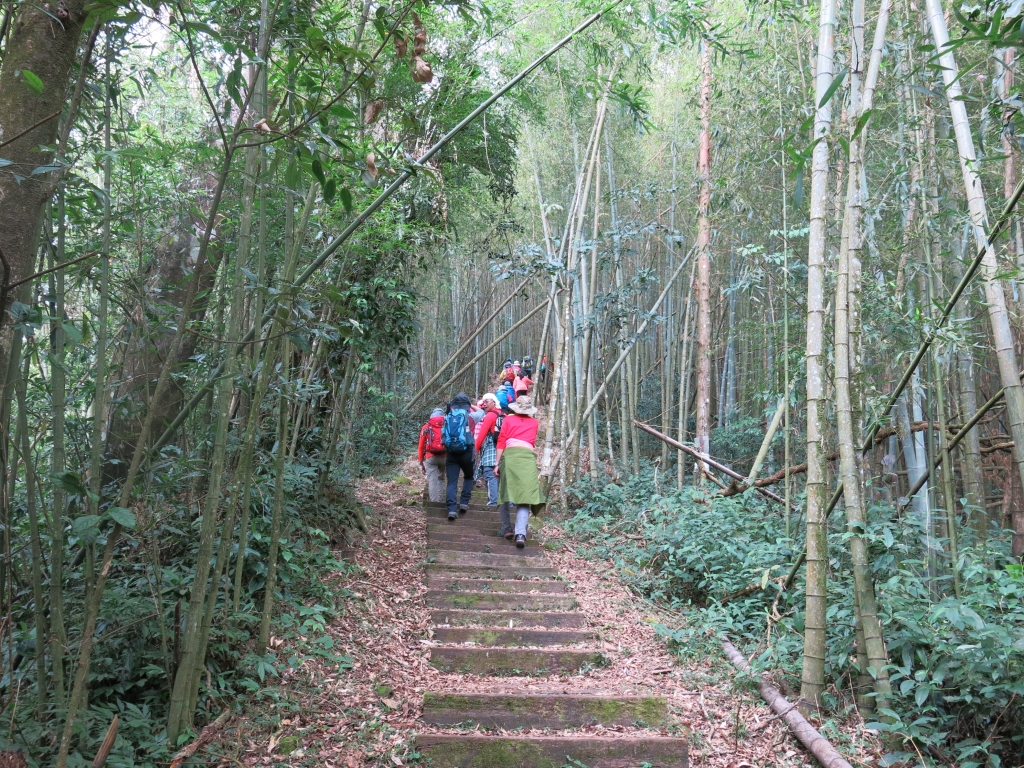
[481,465,498,506]
[445,450,475,514]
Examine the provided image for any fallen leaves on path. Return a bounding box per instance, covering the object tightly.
[224,455,881,767]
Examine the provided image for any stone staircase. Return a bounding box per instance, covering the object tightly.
[416,491,689,767]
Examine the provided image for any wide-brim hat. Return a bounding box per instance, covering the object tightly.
[508,395,538,416]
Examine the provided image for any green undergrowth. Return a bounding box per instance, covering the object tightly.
[1,471,366,768]
[558,470,1024,768]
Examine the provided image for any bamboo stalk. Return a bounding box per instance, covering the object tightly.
[722,639,854,768]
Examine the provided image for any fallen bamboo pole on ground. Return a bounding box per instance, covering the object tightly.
[721,638,854,768]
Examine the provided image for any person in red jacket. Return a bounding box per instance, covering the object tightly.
[418,407,447,502]
[494,395,545,547]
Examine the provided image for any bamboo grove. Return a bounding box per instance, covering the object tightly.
[1,0,1023,763]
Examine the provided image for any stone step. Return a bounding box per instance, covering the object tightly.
[431,609,588,628]
[426,507,502,521]
[429,647,603,676]
[424,563,559,580]
[415,734,688,767]
[428,542,545,558]
[425,501,493,513]
[426,591,575,611]
[427,530,530,544]
[426,550,549,569]
[427,521,505,536]
[421,692,669,729]
[425,577,568,594]
[432,627,596,647]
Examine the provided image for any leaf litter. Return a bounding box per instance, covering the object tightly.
[214,454,881,767]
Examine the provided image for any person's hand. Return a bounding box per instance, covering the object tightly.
[493,466,500,477]
[420,462,426,474]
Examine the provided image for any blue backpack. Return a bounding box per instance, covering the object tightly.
[442,408,472,452]
[496,385,514,410]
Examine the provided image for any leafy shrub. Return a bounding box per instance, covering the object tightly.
[561,471,1024,767]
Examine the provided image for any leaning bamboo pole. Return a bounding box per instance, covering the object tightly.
[430,297,556,399]
[543,250,693,479]
[152,1,628,452]
[408,277,529,409]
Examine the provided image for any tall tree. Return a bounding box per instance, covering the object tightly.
[693,34,713,478]
[800,0,837,713]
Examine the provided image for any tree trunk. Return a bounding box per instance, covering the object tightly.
[800,0,837,713]
[0,0,89,395]
[693,37,713,479]
[835,0,892,716]
[923,0,1024,535]
[105,214,223,480]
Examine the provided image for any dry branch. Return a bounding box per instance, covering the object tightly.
[169,708,231,768]
[89,716,118,768]
[721,639,854,768]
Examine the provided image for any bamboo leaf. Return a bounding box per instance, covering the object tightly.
[818,66,848,108]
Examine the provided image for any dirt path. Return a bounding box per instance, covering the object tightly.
[228,460,879,767]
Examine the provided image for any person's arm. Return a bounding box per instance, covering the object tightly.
[417,425,427,468]
[476,411,496,451]
[494,416,512,475]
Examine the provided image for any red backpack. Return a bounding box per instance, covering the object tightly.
[423,416,446,454]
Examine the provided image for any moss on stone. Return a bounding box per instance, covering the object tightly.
[276,735,301,755]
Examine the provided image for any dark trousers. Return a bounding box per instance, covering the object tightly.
[446,450,475,514]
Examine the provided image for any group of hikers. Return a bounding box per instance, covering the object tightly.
[416,358,543,548]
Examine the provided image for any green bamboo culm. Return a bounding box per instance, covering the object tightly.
[259,337,291,652]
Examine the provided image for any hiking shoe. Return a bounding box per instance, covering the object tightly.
[504,530,514,541]
[448,511,457,521]
[459,505,469,515]
[515,534,526,549]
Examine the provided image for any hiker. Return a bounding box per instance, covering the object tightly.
[500,359,514,384]
[494,395,545,548]
[418,407,447,502]
[513,370,534,399]
[522,355,534,378]
[496,379,516,412]
[474,393,502,508]
[443,392,476,521]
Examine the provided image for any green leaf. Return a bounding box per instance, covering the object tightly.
[21,69,44,94]
[182,20,219,40]
[311,157,326,185]
[323,178,337,203]
[818,66,849,109]
[107,506,137,529]
[287,331,312,352]
[61,320,83,345]
[71,515,102,543]
[852,109,873,141]
[339,187,353,212]
[284,158,301,189]
[53,471,89,497]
